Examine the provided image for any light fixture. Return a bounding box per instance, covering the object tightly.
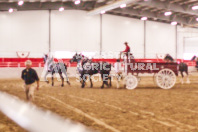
[18,0,24,6]
[100,10,106,14]
[8,8,14,13]
[192,5,198,10]
[120,4,126,8]
[196,18,198,21]
[59,7,64,12]
[141,17,147,21]
[74,0,80,5]
[164,11,172,16]
[171,21,177,25]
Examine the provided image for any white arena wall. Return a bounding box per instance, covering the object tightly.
[102,14,144,58]
[0,10,197,59]
[145,21,176,58]
[51,10,100,53]
[0,11,49,58]
[177,26,198,59]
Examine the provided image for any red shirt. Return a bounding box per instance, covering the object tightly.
[123,45,130,52]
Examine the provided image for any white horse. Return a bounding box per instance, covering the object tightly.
[42,55,70,87]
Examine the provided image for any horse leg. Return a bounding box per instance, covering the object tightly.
[89,75,93,88]
[101,74,104,88]
[116,73,121,89]
[63,70,70,85]
[185,70,190,84]
[105,74,109,87]
[59,73,64,87]
[180,71,184,84]
[81,74,86,88]
[116,74,119,89]
[44,71,49,84]
[108,74,112,87]
[102,74,109,88]
[52,72,54,86]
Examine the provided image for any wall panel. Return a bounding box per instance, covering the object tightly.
[102,14,144,58]
[145,21,176,58]
[51,10,100,53]
[0,11,49,58]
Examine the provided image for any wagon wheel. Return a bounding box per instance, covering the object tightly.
[125,73,138,90]
[155,69,176,89]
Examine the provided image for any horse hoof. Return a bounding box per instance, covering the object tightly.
[117,84,119,88]
[67,81,71,85]
[61,85,64,87]
[52,84,54,86]
[101,86,104,89]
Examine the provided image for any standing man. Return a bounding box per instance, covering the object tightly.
[21,60,39,102]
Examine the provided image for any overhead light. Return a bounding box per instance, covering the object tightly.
[120,4,126,8]
[192,5,198,10]
[164,11,172,16]
[18,0,24,6]
[8,8,14,13]
[171,21,177,25]
[141,17,147,21]
[100,10,106,14]
[196,18,198,21]
[59,7,64,12]
[74,0,80,5]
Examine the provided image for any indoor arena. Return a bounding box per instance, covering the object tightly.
[0,0,198,132]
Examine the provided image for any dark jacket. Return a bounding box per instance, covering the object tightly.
[21,68,39,85]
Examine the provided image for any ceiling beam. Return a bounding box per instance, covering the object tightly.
[111,8,198,27]
[131,0,198,16]
[0,2,88,11]
[87,0,136,15]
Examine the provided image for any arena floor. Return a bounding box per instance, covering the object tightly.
[0,76,198,132]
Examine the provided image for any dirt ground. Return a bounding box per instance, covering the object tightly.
[0,76,198,132]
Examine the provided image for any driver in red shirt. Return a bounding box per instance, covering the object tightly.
[120,42,130,59]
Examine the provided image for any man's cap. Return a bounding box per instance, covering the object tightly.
[124,42,128,44]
